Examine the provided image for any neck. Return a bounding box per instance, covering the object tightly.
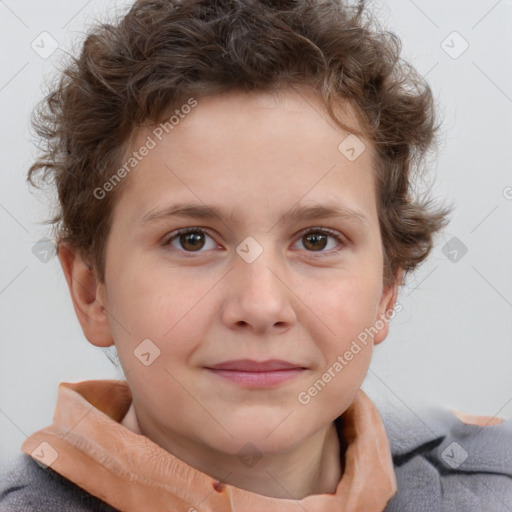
[121,403,343,499]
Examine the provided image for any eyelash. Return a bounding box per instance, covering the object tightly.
[162,226,347,257]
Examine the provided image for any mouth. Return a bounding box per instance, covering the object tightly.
[204,359,307,388]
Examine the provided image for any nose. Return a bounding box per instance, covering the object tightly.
[220,250,297,335]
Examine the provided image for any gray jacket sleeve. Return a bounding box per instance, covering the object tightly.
[0,454,118,512]
[380,401,512,512]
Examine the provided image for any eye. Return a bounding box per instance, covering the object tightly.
[293,227,346,254]
[163,228,218,254]
[162,226,347,256]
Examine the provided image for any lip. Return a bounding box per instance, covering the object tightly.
[204,359,307,388]
[206,359,306,371]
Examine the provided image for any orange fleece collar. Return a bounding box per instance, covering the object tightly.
[22,380,397,512]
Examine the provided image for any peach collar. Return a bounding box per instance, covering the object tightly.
[22,379,397,512]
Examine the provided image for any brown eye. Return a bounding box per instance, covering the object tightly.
[294,228,345,254]
[302,232,328,251]
[179,231,205,251]
[165,228,217,253]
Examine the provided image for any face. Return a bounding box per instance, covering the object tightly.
[94,87,397,457]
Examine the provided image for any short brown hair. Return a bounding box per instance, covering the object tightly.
[27,0,452,288]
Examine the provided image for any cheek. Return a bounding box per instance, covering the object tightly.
[304,274,381,403]
[303,281,378,416]
[312,272,382,339]
[107,264,214,370]
[106,255,194,333]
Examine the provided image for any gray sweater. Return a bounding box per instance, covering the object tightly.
[1,398,511,511]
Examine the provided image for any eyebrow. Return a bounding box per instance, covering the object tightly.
[141,202,369,227]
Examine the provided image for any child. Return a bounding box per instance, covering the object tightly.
[2,0,511,510]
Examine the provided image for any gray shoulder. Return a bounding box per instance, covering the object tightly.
[375,399,512,512]
[0,455,118,512]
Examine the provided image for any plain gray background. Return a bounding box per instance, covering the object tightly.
[1,0,511,471]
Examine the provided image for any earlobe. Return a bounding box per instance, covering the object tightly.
[58,243,114,348]
[373,269,402,346]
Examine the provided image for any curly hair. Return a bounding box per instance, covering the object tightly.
[27,0,452,289]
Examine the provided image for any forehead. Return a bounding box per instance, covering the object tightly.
[113,87,378,229]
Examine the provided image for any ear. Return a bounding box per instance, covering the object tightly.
[373,268,403,346]
[58,243,114,348]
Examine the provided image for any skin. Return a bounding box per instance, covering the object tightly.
[59,86,400,500]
